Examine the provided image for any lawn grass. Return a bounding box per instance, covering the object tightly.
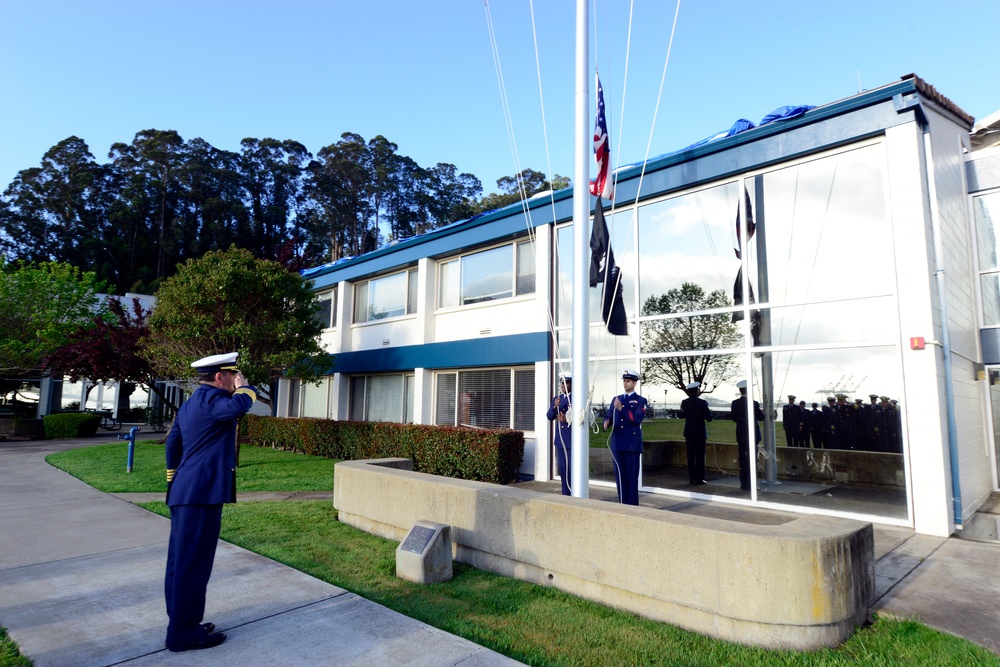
[588,416,737,449]
[46,443,1000,666]
[0,628,31,667]
[46,441,337,493]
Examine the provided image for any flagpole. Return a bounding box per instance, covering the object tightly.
[570,0,590,499]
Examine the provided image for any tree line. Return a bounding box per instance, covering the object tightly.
[0,130,568,294]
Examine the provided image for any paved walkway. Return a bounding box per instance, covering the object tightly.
[0,436,522,667]
[2,436,998,665]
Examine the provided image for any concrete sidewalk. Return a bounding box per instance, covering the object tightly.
[0,436,523,667]
[2,437,998,665]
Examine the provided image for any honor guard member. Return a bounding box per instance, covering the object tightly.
[163,352,258,652]
[546,373,573,495]
[798,401,811,447]
[835,394,857,450]
[866,394,881,451]
[854,398,870,450]
[781,395,801,447]
[603,369,647,505]
[810,402,824,449]
[680,381,712,485]
[730,380,765,491]
[822,397,837,448]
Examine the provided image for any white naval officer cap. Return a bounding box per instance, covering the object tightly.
[685,381,700,390]
[621,369,639,381]
[736,380,747,389]
[191,352,239,373]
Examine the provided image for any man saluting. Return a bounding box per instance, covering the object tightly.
[163,352,258,652]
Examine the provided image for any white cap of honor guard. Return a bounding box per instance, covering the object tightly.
[686,381,700,390]
[736,380,748,389]
[191,352,239,373]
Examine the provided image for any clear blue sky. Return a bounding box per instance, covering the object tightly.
[1,0,996,196]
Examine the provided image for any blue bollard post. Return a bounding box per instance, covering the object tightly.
[119,426,142,473]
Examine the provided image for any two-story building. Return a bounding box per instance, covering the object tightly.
[280,74,1000,539]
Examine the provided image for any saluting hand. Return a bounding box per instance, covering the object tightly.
[234,372,248,387]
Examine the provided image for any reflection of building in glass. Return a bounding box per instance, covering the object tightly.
[278,74,1000,540]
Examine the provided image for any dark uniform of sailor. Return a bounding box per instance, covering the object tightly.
[546,374,573,496]
[798,401,811,448]
[810,403,824,449]
[834,395,857,450]
[164,353,258,652]
[822,398,837,448]
[604,370,647,505]
[730,381,764,491]
[781,396,801,447]
[680,381,712,485]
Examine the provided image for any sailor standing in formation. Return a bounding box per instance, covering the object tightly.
[603,369,647,505]
[680,381,712,485]
[546,373,573,495]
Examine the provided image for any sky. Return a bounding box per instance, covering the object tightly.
[1,0,998,198]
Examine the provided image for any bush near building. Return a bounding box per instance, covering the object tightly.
[241,415,524,485]
[43,412,100,438]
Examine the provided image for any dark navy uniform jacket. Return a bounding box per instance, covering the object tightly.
[605,392,647,452]
[166,384,257,506]
[680,396,712,439]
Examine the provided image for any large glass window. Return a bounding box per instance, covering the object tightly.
[975,192,1000,325]
[438,240,536,309]
[435,367,534,430]
[354,269,417,323]
[349,373,414,423]
[557,141,906,522]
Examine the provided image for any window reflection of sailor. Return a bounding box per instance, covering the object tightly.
[546,373,573,496]
[730,380,764,491]
[680,381,712,485]
[163,352,258,653]
[603,369,647,505]
[781,395,801,447]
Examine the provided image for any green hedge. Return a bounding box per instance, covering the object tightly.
[241,415,524,485]
[43,412,101,439]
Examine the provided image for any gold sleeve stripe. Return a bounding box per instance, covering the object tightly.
[166,469,176,482]
[235,387,257,402]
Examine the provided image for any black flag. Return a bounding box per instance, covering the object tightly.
[589,199,628,335]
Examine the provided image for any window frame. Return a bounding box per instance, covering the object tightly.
[433,366,535,432]
[353,268,418,324]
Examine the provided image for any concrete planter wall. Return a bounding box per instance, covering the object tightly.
[334,458,875,650]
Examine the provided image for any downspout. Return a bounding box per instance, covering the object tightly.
[923,124,964,530]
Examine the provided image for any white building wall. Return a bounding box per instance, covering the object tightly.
[884,122,953,536]
[926,107,993,523]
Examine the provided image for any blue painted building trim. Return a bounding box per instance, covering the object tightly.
[325,332,550,374]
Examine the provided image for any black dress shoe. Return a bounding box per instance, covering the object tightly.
[167,632,226,652]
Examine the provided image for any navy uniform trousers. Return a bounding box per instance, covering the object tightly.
[165,504,223,645]
[163,382,256,649]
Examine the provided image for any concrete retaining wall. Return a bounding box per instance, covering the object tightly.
[334,458,875,650]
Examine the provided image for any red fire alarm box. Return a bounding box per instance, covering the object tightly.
[910,336,925,350]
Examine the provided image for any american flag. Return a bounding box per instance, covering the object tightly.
[589,73,615,201]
